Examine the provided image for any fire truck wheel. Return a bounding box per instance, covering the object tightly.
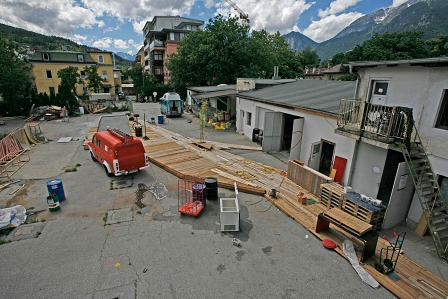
[104,165,114,177]
[91,152,98,162]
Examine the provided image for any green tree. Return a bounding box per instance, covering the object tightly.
[298,45,320,69]
[167,15,304,89]
[346,31,429,61]
[83,64,106,93]
[426,34,448,57]
[0,34,34,116]
[126,65,167,100]
[57,66,81,107]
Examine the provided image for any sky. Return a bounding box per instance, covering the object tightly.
[0,0,409,57]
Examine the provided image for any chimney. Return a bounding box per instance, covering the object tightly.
[272,66,280,80]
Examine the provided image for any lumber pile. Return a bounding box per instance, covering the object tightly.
[43,106,63,121]
[84,103,107,114]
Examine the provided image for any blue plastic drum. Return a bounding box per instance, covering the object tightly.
[47,179,66,202]
[158,115,164,124]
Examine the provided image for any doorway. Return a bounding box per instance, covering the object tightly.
[377,149,405,205]
[308,140,335,176]
[282,114,299,151]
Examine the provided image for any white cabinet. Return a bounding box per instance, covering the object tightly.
[220,183,240,232]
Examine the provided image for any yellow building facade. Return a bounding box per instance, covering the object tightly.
[31,50,117,96]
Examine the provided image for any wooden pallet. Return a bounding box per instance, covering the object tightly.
[341,193,386,230]
[323,208,373,236]
[319,182,345,209]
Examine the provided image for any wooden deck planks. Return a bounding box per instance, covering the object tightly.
[93,123,448,299]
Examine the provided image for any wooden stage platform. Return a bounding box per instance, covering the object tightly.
[89,123,448,298]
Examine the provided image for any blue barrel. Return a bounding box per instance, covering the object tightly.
[158,115,164,124]
[192,183,206,207]
[47,179,66,202]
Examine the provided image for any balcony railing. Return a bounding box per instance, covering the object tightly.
[149,40,164,50]
[337,99,413,143]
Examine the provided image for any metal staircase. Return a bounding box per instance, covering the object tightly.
[399,124,448,260]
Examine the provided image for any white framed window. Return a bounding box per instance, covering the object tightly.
[98,55,104,63]
[77,54,84,62]
[436,89,448,130]
[102,70,108,79]
[46,70,53,79]
[246,112,252,126]
[368,80,390,105]
[113,72,119,78]
[186,25,191,30]
[153,51,162,60]
[192,25,197,30]
[80,70,86,79]
[154,67,163,75]
[169,32,175,40]
[180,33,185,40]
[42,53,50,61]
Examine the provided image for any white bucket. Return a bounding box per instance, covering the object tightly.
[79,107,84,114]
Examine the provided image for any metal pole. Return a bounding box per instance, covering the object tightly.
[143,113,149,140]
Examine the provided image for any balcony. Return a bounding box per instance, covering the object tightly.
[144,54,150,61]
[144,43,150,51]
[145,65,150,71]
[149,40,164,50]
[336,99,413,144]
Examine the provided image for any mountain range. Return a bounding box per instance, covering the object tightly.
[284,0,448,60]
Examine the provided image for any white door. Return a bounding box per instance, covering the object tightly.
[308,140,322,171]
[262,112,283,152]
[382,162,415,229]
[289,118,304,161]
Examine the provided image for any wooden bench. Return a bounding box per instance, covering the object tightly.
[316,208,379,262]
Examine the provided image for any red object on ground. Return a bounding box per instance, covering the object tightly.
[332,156,347,183]
[322,239,337,249]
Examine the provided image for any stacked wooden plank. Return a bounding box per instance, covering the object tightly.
[341,193,386,231]
[44,106,62,120]
[287,160,332,197]
[319,182,345,209]
[84,103,108,114]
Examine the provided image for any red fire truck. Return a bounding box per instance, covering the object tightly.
[88,128,149,176]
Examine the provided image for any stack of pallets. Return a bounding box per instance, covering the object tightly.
[319,183,345,209]
[341,193,386,231]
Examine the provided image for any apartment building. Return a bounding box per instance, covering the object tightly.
[142,16,204,84]
[30,50,116,96]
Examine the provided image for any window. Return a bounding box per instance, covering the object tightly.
[186,25,191,30]
[192,25,197,31]
[46,70,53,79]
[154,67,163,75]
[153,51,162,60]
[80,70,86,79]
[113,72,119,79]
[77,54,84,62]
[82,86,88,95]
[180,33,185,40]
[373,82,389,96]
[438,175,448,201]
[369,80,390,105]
[98,55,104,63]
[49,87,55,95]
[169,32,175,40]
[102,70,108,79]
[42,53,50,61]
[436,90,448,130]
[246,112,252,126]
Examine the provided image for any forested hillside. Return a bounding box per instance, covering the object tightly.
[0,24,132,68]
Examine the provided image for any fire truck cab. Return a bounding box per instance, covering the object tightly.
[88,128,149,176]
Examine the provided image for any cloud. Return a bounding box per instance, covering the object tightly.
[302,12,364,42]
[318,0,361,18]
[114,39,128,49]
[392,0,409,7]
[216,0,314,34]
[92,37,113,48]
[132,20,147,34]
[0,0,103,37]
[204,0,215,9]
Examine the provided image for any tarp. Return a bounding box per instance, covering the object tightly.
[191,90,236,100]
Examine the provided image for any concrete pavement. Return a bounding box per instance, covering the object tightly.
[0,103,443,298]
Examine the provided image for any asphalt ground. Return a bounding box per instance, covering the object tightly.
[0,101,444,298]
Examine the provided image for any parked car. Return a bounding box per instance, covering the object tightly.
[160,92,184,117]
[117,92,126,99]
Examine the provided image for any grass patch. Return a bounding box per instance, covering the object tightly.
[35,231,41,238]
[102,212,108,225]
[65,163,81,172]
[24,217,39,224]
[0,239,11,245]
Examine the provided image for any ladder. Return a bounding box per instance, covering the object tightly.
[399,123,448,260]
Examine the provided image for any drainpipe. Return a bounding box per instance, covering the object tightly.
[347,63,361,187]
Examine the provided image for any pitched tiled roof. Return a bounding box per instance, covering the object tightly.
[31,51,96,63]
